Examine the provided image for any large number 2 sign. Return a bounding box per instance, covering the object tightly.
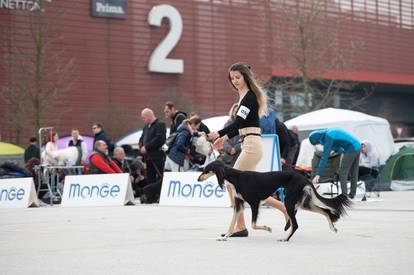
[148,4,184,74]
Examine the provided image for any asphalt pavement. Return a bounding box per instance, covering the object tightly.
[1,191,413,275]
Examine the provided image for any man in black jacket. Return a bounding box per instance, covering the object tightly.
[164,101,187,135]
[139,108,167,184]
[92,122,114,156]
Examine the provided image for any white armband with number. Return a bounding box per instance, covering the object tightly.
[236,105,250,119]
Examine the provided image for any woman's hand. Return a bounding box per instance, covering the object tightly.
[213,137,225,150]
[207,131,220,141]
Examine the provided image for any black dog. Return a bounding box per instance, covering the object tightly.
[197,160,352,241]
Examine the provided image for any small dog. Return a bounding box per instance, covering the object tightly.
[197,160,352,241]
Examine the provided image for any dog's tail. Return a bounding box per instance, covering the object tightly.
[306,181,352,223]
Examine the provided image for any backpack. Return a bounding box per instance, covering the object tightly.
[165,132,179,152]
[260,107,276,134]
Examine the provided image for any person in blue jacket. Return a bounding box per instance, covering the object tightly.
[164,116,202,172]
[309,128,361,199]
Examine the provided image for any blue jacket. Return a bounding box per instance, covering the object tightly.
[309,128,361,175]
[167,124,192,166]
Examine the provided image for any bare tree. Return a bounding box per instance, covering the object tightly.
[0,0,75,143]
[267,0,371,119]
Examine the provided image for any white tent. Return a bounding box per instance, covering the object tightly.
[285,108,395,167]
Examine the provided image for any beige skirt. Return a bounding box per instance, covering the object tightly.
[233,127,262,171]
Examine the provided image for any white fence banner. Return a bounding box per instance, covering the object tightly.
[62,173,134,207]
[257,134,282,172]
[159,172,229,207]
[0,178,39,208]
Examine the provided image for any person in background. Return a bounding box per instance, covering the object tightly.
[89,140,122,174]
[359,140,379,178]
[92,122,114,156]
[189,111,210,135]
[220,103,242,167]
[24,137,40,163]
[275,118,291,169]
[139,108,167,184]
[164,116,202,172]
[43,132,59,165]
[309,128,361,199]
[67,128,88,163]
[287,125,300,166]
[113,147,130,173]
[164,101,187,135]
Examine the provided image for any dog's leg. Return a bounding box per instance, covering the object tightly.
[217,197,244,241]
[278,199,298,242]
[307,205,338,233]
[250,200,272,233]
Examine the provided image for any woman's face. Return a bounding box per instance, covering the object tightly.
[361,143,367,153]
[53,133,59,142]
[230,70,247,91]
[190,123,200,131]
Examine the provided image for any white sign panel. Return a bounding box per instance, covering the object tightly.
[257,134,282,172]
[159,172,229,207]
[62,173,134,207]
[0,178,39,208]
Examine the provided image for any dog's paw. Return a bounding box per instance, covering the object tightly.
[264,226,272,233]
[216,236,228,241]
[284,220,291,231]
[277,237,289,242]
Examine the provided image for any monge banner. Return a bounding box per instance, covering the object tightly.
[0,178,39,208]
[159,172,229,207]
[62,173,134,207]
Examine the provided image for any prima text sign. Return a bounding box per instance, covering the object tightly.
[91,0,127,19]
[62,173,134,207]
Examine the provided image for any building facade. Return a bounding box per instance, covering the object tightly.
[1,0,413,143]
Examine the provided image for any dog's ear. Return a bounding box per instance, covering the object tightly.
[213,162,226,189]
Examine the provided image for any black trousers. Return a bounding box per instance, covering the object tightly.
[146,158,165,184]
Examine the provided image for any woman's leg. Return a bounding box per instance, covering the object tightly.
[264,196,289,222]
[226,180,235,207]
[232,136,263,232]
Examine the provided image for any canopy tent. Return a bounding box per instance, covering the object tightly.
[0,142,25,165]
[285,108,395,167]
[378,146,414,191]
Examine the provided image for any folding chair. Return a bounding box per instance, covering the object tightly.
[311,151,341,197]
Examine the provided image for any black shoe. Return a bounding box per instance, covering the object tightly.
[220,229,249,238]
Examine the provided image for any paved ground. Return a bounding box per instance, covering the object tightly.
[1,191,414,275]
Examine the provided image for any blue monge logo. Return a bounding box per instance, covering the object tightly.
[0,187,25,202]
[167,180,225,198]
[68,183,120,199]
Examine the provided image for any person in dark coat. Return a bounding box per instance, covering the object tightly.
[92,122,114,156]
[275,118,291,168]
[113,147,130,173]
[164,101,187,135]
[24,137,40,163]
[287,125,300,166]
[164,117,201,171]
[139,108,167,184]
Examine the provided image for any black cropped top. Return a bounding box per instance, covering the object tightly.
[218,90,260,139]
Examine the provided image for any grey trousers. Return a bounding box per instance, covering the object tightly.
[339,151,361,197]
